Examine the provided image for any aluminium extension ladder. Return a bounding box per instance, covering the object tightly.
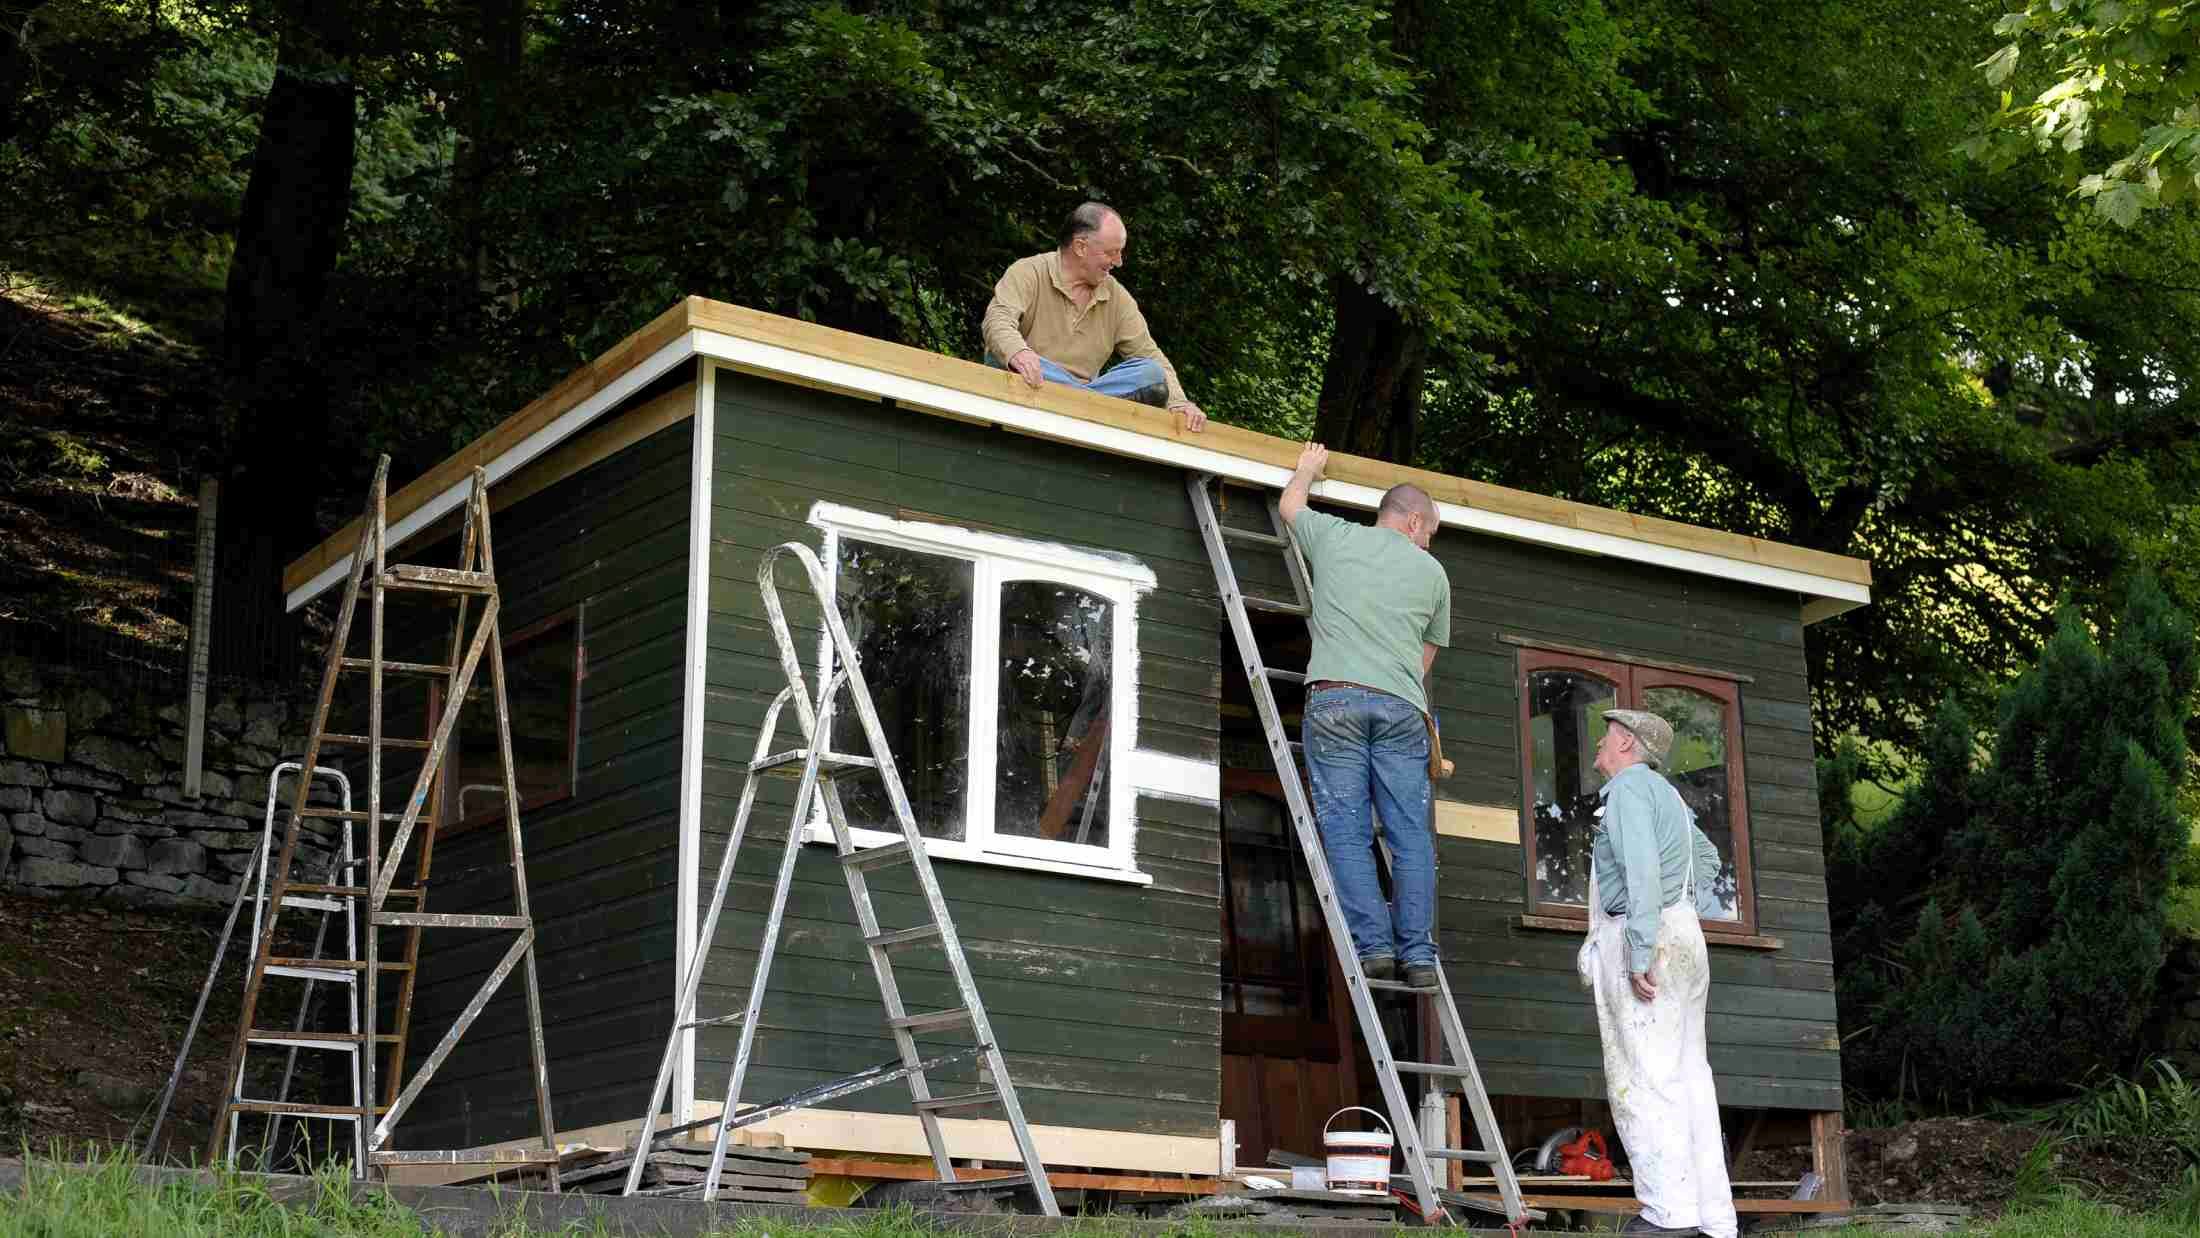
[204,458,559,1183]
[1187,473,1528,1229]
[621,541,1058,1213]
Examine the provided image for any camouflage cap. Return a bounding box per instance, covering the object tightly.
[1602,708,1673,769]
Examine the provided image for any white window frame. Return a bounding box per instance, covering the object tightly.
[802,502,1154,881]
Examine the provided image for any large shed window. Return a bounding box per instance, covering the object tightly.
[1518,647,1754,934]
[807,505,1148,876]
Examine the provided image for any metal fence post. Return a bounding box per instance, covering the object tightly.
[184,477,218,798]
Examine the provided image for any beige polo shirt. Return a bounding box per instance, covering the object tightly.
[981,250,1190,407]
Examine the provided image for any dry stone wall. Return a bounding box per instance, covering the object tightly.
[0,656,343,909]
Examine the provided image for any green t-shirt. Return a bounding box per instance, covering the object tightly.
[1289,508,1452,713]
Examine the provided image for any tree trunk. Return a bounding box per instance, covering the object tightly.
[1315,280,1427,463]
[455,0,525,296]
[214,0,357,678]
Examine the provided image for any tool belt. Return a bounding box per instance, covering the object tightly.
[1305,680,1453,781]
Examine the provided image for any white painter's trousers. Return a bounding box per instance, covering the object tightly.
[1586,899,1738,1238]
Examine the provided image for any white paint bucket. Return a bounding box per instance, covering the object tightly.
[1322,1106,1394,1195]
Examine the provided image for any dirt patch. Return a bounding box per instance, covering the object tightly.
[1737,1115,2189,1219]
[0,889,342,1166]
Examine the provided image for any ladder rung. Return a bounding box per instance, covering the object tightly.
[865,924,943,951]
[889,1008,974,1034]
[382,566,496,594]
[266,957,412,973]
[1366,977,1440,994]
[297,807,436,822]
[1262,667,1307,685]
[266,963,355,982]
[368,1146,562,1166]
[340,657,456,676]
[317,733,434,750]
[1242,596,1310,616]
[913,1091,1000,1113]
[372,911,528,929]
[752,749,880,778]
[1219,525,1289,548]
[285,883,425,900]
[842,841,914,871]
[680,1011,748,1031]
[1426,1148,1504,1164]
[279,895,344,912]
[247,1029,399,1043]
[1393,1060,1473,1076]
[225,1100,387,1117]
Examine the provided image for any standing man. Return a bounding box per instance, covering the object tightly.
[1277,442,1449,987]
[1583,709,1738,1238]
[982,202,1208,432]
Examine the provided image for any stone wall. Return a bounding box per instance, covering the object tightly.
[0,657,342,909]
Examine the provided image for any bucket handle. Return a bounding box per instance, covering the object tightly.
[1322,1106,1394,1140]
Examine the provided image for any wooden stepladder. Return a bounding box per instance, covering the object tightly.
[207,458,559,1184]
[621,541,1058,1213]
[1187,473,1528,1229]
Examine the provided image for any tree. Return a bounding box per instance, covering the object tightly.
[1825,576,2198,1100]
[1969,0,2200,225]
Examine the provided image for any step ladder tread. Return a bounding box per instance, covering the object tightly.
[1426,1148,1504,1164]
[1242,596,1311,616]
[265,957,412,973]
[889,1007,974,1034]
[865,924,943,949]
[1219,525,1289,547]
[1392,1059,1474,1075]
[339,657,456,676]
[246,1029,400,1043]
[679,1011,748,1031]
[284,883,425,899]
[842,841,915,870]
[383,565,496,593]
[912,1091,999,1112]
[296,807,440,822]
[752,748,880,777]
[318,733,434,749]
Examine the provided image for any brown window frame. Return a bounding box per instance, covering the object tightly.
[430,608,584,836]
[1515,646,1758,938]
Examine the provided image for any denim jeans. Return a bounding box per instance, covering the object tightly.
[986,353,1170,407]
[1302,685,1437,967]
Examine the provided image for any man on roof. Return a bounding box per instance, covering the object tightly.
[982,202,1208,432]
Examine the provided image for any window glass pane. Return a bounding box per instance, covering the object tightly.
[455,622,578,823]
[1221,792,1327,1021]
[833,538,973,841]
[993,580,1113,846]
[1529,670,1618,906]
[1643,685,1741,921]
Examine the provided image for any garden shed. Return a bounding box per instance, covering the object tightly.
[280,296,1872,1186]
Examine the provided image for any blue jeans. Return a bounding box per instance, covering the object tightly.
[986,353,1170,407]
[1302,686,1437,967]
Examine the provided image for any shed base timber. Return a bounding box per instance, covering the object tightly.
[379,1108,1223,1187]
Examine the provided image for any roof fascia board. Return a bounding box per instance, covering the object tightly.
[696,329,1873,612]
[283,330,698,611]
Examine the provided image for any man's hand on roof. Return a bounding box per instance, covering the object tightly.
[1172,400,1207,433]
[1008,348,1046,388]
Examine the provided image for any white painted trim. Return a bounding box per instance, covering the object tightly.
[672,361,719,1126]
[695,328,1870,611]
[284,332,699,612]
[1123,749,1222,805]
[797,822,1156,886]
[808,501,1157,588]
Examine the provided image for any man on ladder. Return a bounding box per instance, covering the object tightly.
[1275,442,1451,987]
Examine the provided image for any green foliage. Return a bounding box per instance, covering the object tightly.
[2045,1061,2200,1169]
[1829,575,2198,1101]
[1966,2,2200,224]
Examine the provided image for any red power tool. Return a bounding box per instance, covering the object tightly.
[1554,1129,1616,1181]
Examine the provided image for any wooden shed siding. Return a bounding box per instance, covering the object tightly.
[1419,526,1843,1111]
[390,415,693,1150]
[697,371,1224,1138]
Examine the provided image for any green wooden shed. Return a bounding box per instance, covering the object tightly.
[282,296,1872,1192]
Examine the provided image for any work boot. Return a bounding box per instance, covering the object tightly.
[1619,1216,1701,1235]
[1359,955,1397,981]
[1404,963,1442,990]
[1129,381,1170,408]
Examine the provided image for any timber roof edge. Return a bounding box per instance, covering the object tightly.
[282,296,1873,620]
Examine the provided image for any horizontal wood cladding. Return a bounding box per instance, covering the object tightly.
[390,411,694,1151]
[1417,523,1841,1111]
[700,369,1223,1138]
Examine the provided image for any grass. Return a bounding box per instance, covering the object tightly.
[7,1149,2200,1236]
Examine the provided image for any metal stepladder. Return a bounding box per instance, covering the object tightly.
[622,541,1058,1214]
[146,762,359,1165]
[206,458,560,1184]
[1187,473,1528,1229]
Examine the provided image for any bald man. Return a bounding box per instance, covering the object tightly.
[1277,442,1451,987]
[982,201,1207,432]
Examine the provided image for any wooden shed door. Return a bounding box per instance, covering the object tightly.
[1218,771,1367,1166]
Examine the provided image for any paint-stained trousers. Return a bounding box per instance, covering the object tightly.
[1587,901,1739,1238]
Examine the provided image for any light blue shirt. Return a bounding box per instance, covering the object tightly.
[1595,762,1696,973]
